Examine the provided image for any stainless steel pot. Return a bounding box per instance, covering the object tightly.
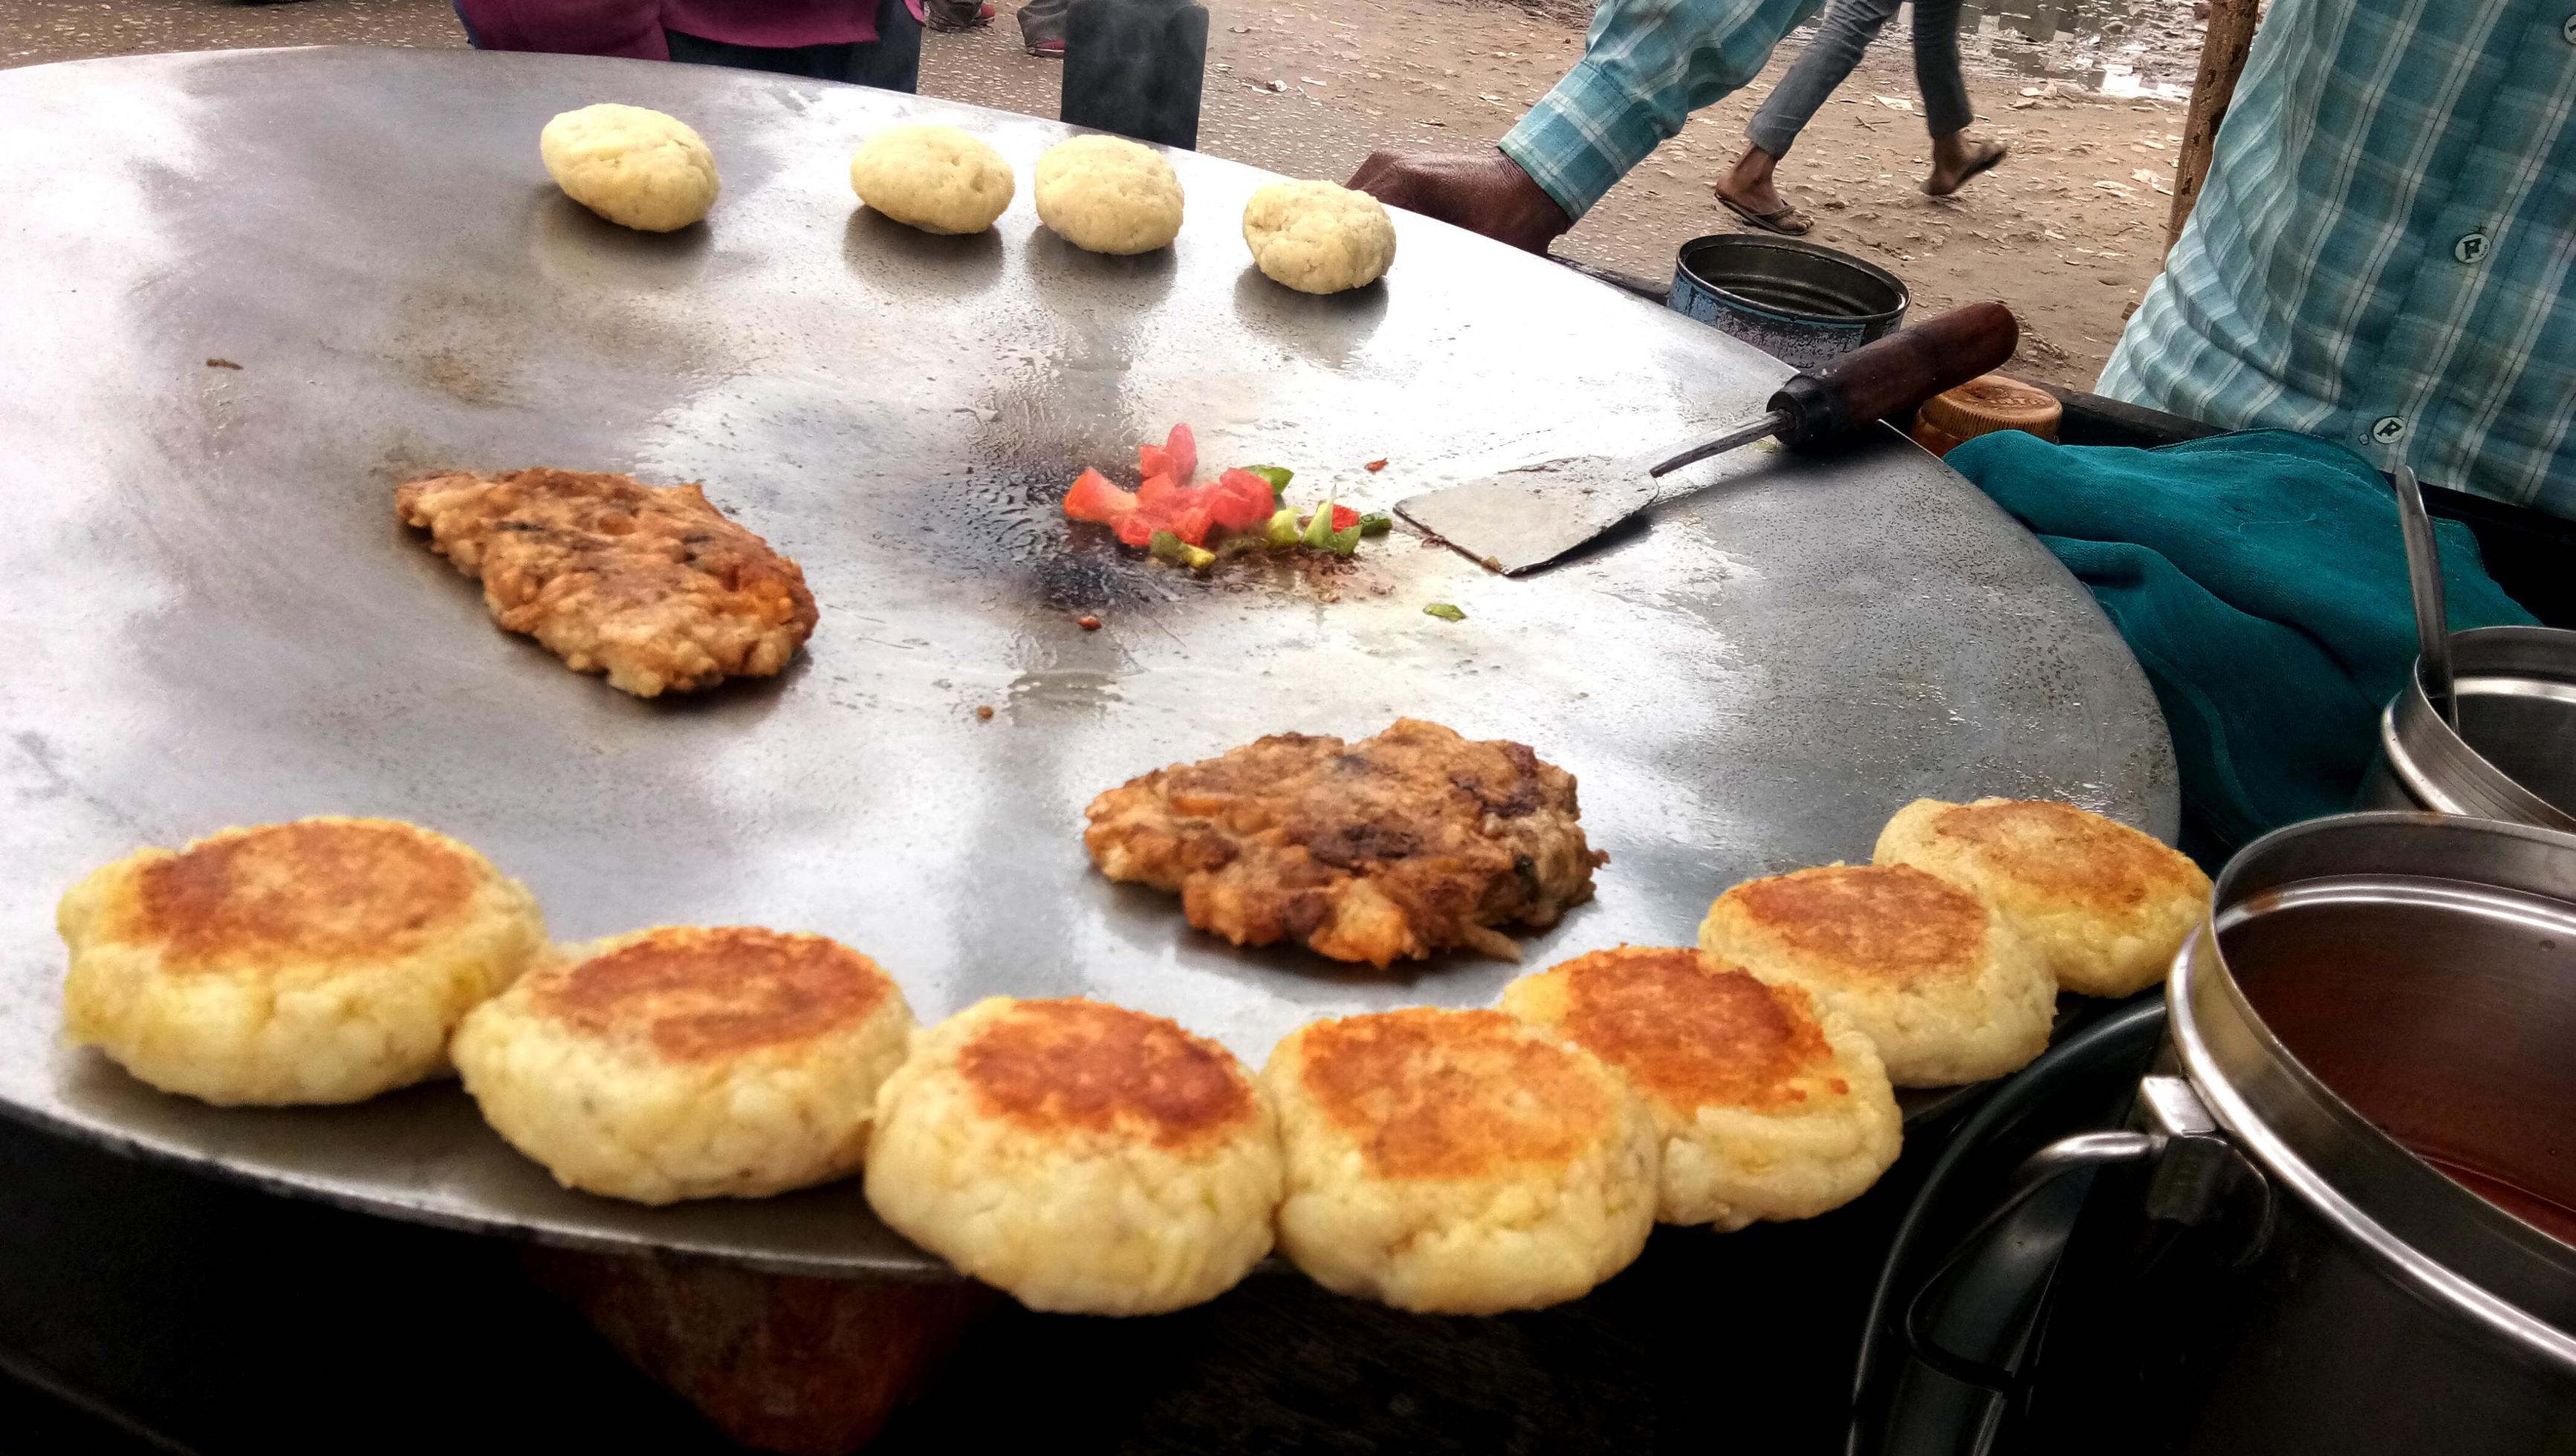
[1892,812,2576,1455]
[2361,625,2576,830]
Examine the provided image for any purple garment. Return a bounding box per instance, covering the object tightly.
[662,0,888,46]
[454,0,669,58]
[455,0,919,56]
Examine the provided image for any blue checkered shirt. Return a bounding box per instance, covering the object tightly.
[2104,0,2576,516]
[1500,0,1822,222]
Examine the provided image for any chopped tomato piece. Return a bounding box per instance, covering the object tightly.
[1138,424,1199,486]
[1209,469,1277,530]
[1167,495,1220,547]
[1114,511,1158,547]
[1365,458,1388,472]
[1329,504,1360,531]
[1062,467,1138,524]
[1137,472,1180,511]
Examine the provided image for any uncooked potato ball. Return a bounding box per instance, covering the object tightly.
[1241,179,1397,294]
[539,103,720,233]
[849,124,1016,235]
[1034,134,1184,254]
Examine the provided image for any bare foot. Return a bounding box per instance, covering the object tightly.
[1346,148,1571,254]
[1925,136,2008,197]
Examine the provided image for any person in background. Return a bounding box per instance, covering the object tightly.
[454,0,928,89]
[1016,0,1067,57]
[924,0,995,32]
[1713,0,2007,235]
[1349,0,1825,256]
[2104,0,2575,517]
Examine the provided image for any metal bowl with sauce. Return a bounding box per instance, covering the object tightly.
[1876,812,2576,1455]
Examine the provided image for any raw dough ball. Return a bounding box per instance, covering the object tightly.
[1034,134,1184,254]
[849,124,1016,235]
[539,103,720,233]
[1241,180,1397,294]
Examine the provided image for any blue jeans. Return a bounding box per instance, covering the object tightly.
[1745,0,1968,158]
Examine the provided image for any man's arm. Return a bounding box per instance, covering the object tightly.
[1349,0,1822,250]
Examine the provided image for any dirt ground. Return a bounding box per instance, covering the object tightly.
[4,0,2203,388]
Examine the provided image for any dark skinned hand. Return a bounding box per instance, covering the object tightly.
[1345,148,1573,256]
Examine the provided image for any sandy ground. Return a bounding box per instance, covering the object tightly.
[4,0,2202,387]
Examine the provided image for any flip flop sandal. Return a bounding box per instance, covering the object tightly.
[1924,141,2009,197]
[1716,190,1813,236]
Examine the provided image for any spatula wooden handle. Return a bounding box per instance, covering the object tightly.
[1770,302,2021,446]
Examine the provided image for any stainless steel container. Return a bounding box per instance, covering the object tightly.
[2361,625,2576,830]
[1898,813,2576,1455]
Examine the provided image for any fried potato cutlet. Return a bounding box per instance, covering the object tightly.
[1263,1007,1658,1313]
[1699,863,2055,1086]
[866,997,1281,1314]
[396,467,817,698]
[1500,946,1901,1229]
[58,817,545,1105]
[1875,798,2210,998]
[1083,718,1606,966]
[453,926,915,1204]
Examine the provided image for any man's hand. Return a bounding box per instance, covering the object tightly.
[1346,149,1573,255]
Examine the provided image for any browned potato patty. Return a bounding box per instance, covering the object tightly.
[1083,718,1606,966]
[396,467,817,698]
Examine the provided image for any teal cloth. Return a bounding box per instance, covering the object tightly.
[1947,429,2540,862]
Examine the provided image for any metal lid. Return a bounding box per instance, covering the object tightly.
[2381,625,2576,831]
[2170,812,2576,1373]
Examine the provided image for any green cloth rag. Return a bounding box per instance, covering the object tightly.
[1946,428,2539,862]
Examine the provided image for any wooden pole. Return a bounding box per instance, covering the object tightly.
[2166,0,2262,253]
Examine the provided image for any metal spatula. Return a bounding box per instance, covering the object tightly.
[1395,302,2020,576]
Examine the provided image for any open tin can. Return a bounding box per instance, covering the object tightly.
[1667,234,1909,369]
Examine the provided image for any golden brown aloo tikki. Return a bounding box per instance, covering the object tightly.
[1875,797,2210,998]
[452,926,916,1204]
[1083,718,1607,966]
[1500,946,1900,1229]
[58,817,545,1106]
[1264,1007,1658,1313]
[396,467,817,698]
[1698,862,2055,1087]
[865,997,1282,1314]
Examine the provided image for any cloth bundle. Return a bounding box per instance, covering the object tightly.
[1946,429,2539,862]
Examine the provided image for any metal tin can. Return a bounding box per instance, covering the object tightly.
[1666,234,1910,369]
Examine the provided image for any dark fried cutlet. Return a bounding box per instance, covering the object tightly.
[1083,718,1606,966]
[396,467,817,698]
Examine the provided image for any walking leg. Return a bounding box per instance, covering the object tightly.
[1719,0,1901,232]
[1915,0,2006,195]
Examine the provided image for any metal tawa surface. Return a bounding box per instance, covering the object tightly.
[0,48,2176,1278]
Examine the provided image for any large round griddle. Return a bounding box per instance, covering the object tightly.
[0,48,2174,1278]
